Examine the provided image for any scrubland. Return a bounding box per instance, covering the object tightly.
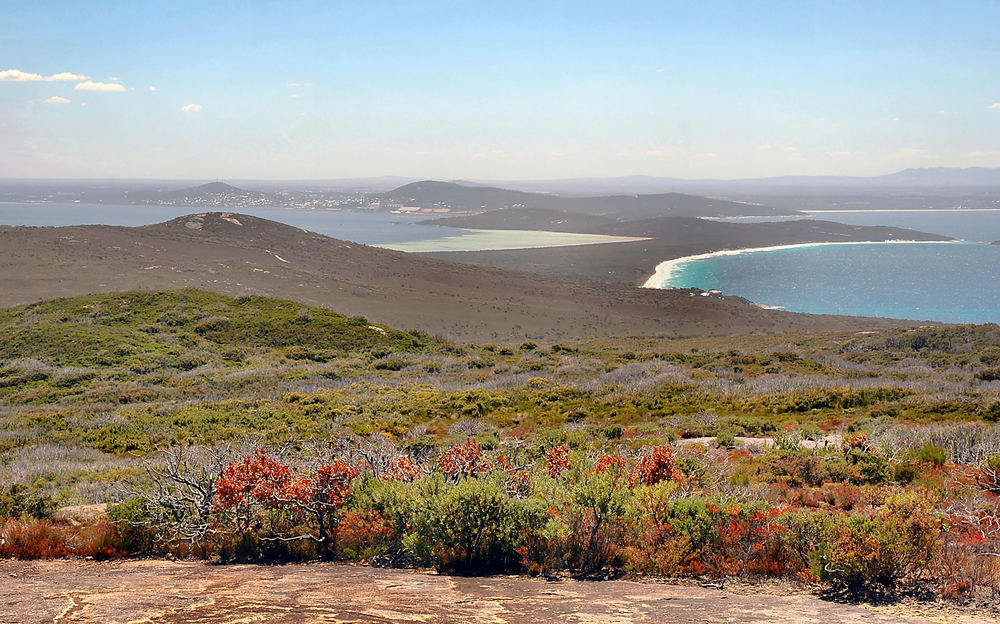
[2,289,1000,605]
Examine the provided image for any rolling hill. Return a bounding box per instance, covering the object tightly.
[0,212,920,343]
[381,181,801,218]
[462,167,1000,196]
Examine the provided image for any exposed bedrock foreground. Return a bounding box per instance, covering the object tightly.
[1,560,993,624]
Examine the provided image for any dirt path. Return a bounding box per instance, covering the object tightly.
[0,559,992,624]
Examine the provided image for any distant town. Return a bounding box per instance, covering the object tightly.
[0,181,488,216]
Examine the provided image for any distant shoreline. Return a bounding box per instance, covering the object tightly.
[641,239,962,289]
[704,208,1000,220]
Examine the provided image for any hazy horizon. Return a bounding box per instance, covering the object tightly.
[3,1,1000,181]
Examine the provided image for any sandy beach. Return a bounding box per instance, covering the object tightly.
[642,239,961,289]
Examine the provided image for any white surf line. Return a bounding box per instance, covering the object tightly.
[641,239,962,289]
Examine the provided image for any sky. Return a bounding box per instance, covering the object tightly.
[2,0,1000,180]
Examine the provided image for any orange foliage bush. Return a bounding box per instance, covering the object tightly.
[0,519,118,560]
[545,444,570,478]
[439,438,492,481]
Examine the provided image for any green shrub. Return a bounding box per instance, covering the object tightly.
[715,429,737,449]
[106,497,157,554]
[816,493,941,598]
[373,356,408,371]
[975,368,1000,382]
[402,474,546,573]
[913,444,946,467]
[0,485,55,520]
[892,462,919,484]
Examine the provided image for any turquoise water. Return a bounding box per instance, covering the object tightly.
[665,241,1000,324]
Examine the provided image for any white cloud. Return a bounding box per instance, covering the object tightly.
[181,103,203,112]
[0,69,89,82]
[148,86,158,91]
[656,68,665,73]
[0,69,43,81]
[892,116,900,122]
[646,149,664,156]
[44,71,88,82]
[895,147,924,157]
[287,81,314,87]
[692,152,718,159]
[108,76,120,81]
[80,102,87,107]
[74,80,126,92]
[550,150,566,157]
[42,95,71,104]
[756,144,772,150]
[990,103,1000,109]
[783,146,796,152]
[290,93,300,99]
[970,150,1000,157]
[827,151,851,157]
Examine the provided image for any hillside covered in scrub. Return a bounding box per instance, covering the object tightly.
[380,180,802,218]
[1,290,1000,604]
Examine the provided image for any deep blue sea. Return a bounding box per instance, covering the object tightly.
[659,210,1000,324]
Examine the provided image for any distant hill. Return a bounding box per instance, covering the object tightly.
[426,218,954,285]
[146,181,263,203]
[468,167,1000,195]
[161,181,246,196]
[380,180,800,218]
[0,212,918,342]
[426,208,618,233]
[874,167,1000,187]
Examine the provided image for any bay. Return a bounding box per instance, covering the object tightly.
[655,241,1000,324]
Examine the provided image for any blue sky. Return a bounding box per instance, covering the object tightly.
[2,1,999,179]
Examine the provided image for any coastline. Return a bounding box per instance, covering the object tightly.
[641,239,961,289]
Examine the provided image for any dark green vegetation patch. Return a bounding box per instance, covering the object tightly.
[0,289,441,368]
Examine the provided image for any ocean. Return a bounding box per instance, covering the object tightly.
[650,210,1000,324]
